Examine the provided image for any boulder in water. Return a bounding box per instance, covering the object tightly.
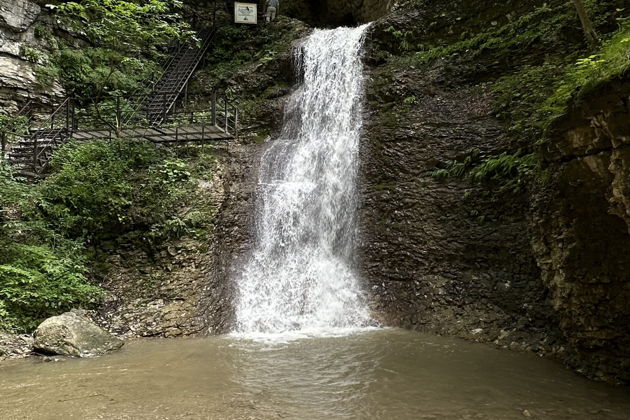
[33,311,123,357]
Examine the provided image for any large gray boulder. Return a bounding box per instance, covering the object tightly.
[33,311,123,357]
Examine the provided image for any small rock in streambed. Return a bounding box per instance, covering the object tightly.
[33,311,123,358]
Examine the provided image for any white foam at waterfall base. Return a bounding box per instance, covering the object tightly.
[232,24,377,342]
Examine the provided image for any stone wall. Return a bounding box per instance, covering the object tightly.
[0,0,63,113]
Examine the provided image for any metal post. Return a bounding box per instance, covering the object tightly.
[71,98,77,131]
[212,0,217,27]
[224,97,228,134]
[234,105,239,139]
[33,136,38,168]
[65,99,70,132]
[163,92,167,124]
[202,123,205,142]
[211,91,217,126]
[116,96,121,132]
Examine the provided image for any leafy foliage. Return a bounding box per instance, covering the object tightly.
[0,163,102,333]
[0,244,103,332]
[492,61,570,140]
[0,137,207,332]
[0,114,29,151]
[413,4,571,63]
[38,0,192,101]
[539,19,630,133]
[432,150,537,193]
[39,139,163,241]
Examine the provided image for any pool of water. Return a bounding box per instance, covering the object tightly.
[0,329,628,419]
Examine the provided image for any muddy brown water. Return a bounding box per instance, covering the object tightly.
[0,329,628,419]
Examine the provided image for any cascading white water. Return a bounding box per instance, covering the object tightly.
[234,24,374,338]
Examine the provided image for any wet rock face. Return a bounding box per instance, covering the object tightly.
[357,66,559,351]
[359,0,630,384]
[33,311,123,357]
[358,0,561,358]
[533,81,630,384]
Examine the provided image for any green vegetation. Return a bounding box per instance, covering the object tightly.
[491,14,630,146]
[539,19,630,133]
[39,139,162,241]
[37,0,192,101]
[193,16,307,128]
[0,244,103,332]
[0,114,28,153]
[1,2,269,334]
[0,138,216,333]
[384,1,629,189]
[432,150,537,193]
[0,163,102,332]
[414,4,569,64]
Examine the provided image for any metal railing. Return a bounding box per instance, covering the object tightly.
[31,98,72,172]
[69,90,239,135]
[1,100,34,155]
[7,90,241,178]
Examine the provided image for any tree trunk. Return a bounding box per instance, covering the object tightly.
[573,0,600,48]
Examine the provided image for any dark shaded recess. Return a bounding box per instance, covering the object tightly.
[185,0,391,27]
[281,0,391,27]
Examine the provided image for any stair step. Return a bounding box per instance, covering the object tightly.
[14,141,59,147]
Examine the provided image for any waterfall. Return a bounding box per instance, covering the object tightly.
[233,25,374,338]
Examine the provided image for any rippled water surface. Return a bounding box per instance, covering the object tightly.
[1,330,629,419]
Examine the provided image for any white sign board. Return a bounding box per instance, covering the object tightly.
[234,2,258,25]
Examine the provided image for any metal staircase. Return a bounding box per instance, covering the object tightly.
[7,98,71,178]
[144,28,216,126]
[4,28,241,181]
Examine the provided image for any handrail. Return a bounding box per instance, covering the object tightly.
[8,87,242,178]
[17,100,33,116]
[22,98,71,174]
[120,34,192,125]
[122,28,216,127]
[39,98,70,131]
[147,28,217,126]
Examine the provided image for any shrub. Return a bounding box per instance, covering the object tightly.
[0,164,102,333]
[38,139,161,241]
[0,244,103,332]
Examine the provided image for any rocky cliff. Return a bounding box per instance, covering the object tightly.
[358,0,630,384]
[0,0,63,112]
[359,0,561,357]
[533,79,630,383]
